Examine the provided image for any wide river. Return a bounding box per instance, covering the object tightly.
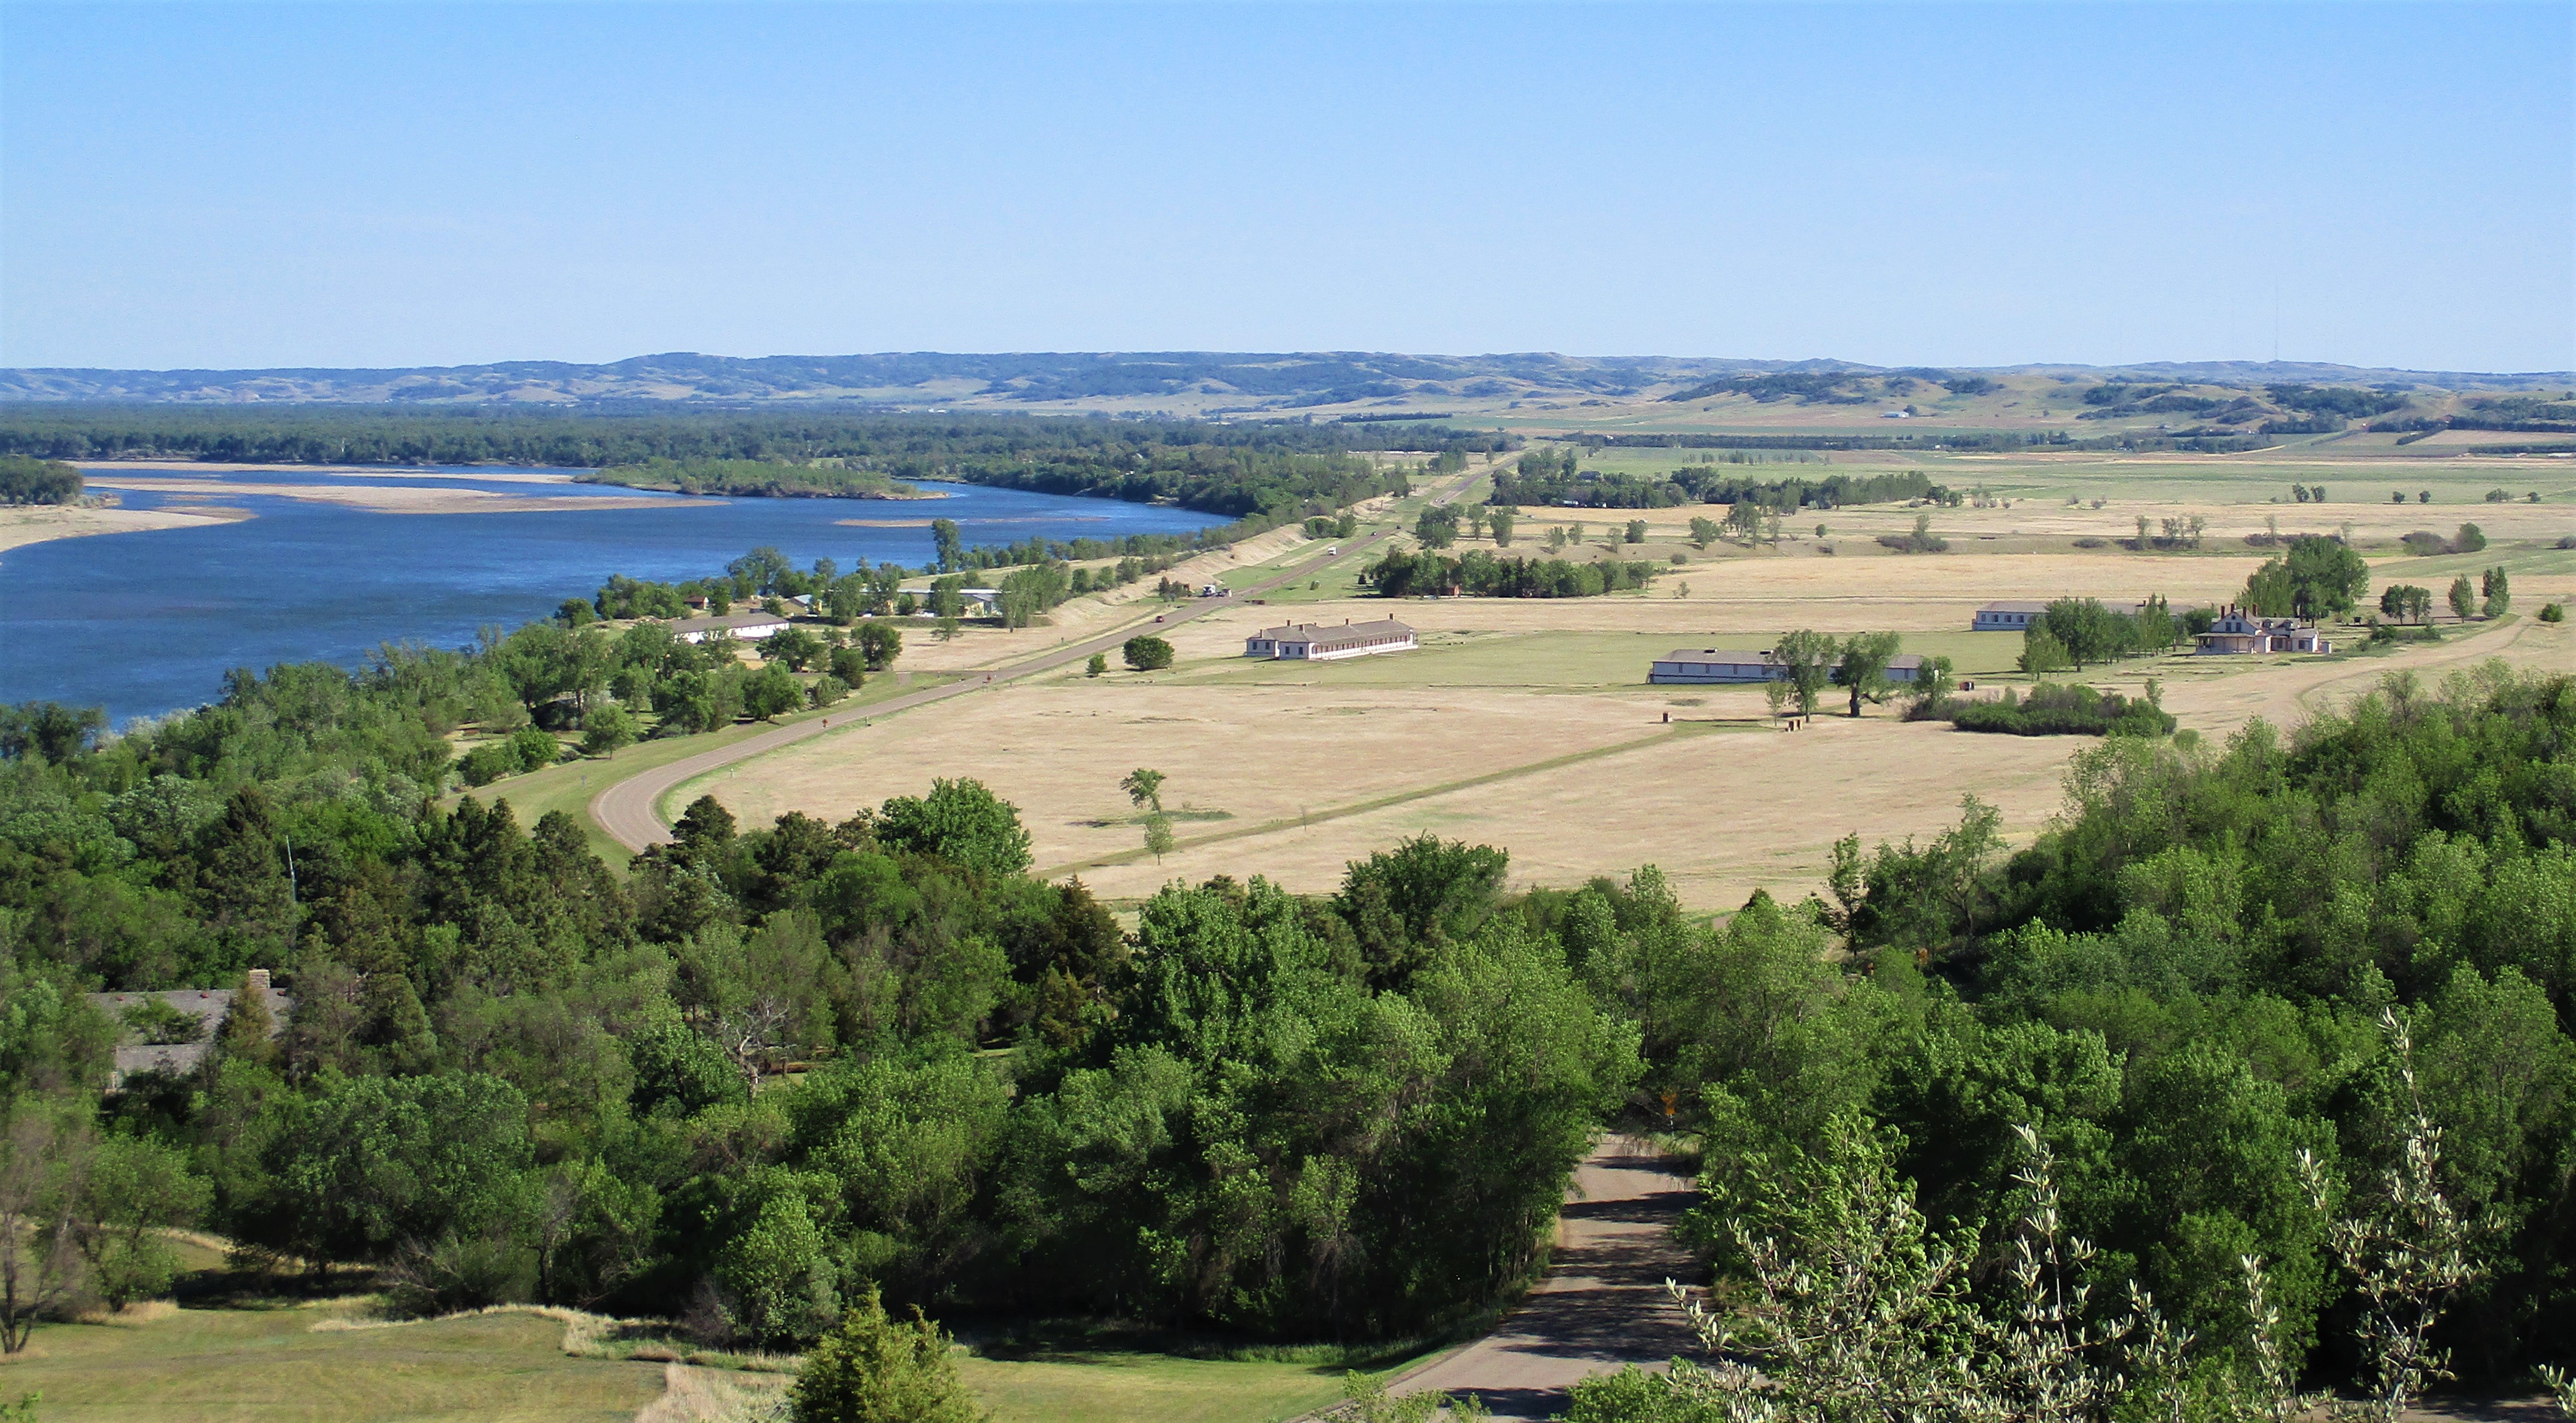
[1,467,1225,724]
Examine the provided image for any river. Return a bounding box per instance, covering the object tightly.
[0,466,1225,723]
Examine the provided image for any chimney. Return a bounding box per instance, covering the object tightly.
[246,968,271,997]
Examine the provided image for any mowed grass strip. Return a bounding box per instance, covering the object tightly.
[0,1306,664,1423]
[956,1350,1351,1423]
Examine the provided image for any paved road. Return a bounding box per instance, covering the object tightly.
[1390,1137,1702,1421]
[590,472,1472,851]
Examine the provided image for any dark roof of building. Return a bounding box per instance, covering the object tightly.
[1654,649,1925,669]
[89,982,291,1084]
[1251,618,1416,643]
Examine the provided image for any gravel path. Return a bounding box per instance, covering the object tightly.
[1391,1136,1702,1421]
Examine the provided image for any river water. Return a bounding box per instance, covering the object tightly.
[0,467,1224,723]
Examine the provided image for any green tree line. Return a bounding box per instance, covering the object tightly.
[1363,548,1661,598]
[0,455,81,505]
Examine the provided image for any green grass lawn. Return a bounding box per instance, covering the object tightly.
[0,1299,1385,1423]
[0,1305,664,1423]
[452,671,958,865]
[957,1349,1356,1423]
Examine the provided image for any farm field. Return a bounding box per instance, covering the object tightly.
[683,492,2576,911]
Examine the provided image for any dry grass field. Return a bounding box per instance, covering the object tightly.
[652,436,2575,913]
[685,524,2573,913]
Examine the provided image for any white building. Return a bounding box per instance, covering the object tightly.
[1245,617,1418,661]
[2195,608,2332,655]
[1972,599,2145,632]
[669,610,792,644]
[1972,601,2050,632]
[1649,648,1926,685]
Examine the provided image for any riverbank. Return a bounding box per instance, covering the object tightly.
[0,501,242,554]
[75,460,583,481]
[79,474,689,515]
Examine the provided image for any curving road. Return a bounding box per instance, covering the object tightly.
[589,471,1475,852]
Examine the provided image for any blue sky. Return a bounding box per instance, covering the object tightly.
[3,2,2568,373]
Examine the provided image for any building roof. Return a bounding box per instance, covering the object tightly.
[668,610,793,635]
[1252,617,1416,643]
[1654,649,1926,670]
[89,978,291,1084]
[1975,601,2051,614]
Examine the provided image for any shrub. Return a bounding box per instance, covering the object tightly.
[808,675,850,709]
[509,726,562,770]
[2539,603,2565,623]
[457,742,522,786]
[787,1287,984,1423]
[1923,682,2176,737]
[1123,636,1174,671]
[1877,513,1948,554]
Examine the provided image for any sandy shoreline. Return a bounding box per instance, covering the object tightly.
[75,460,582,484]
[78,475,691,515]
[836,513,1111,528]
[0,503,241,555]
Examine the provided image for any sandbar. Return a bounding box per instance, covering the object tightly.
[76,460,581,485]
[836,514,1110,528]
[0,503,242,555]
[77,476,690,515]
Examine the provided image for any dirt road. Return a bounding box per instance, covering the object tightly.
[1391,1137,1701,1421]
[590,473,1471,851]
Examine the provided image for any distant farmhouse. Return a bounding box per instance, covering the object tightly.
[2196,608,2332,655]
[1649,647,1926,685]
[89,969,289,1088]
[1972,600,2145,632]
[668,609,793,644]
[1245,617,1418,661]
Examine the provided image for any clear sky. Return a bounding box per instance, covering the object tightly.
[3,2,2569,374]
